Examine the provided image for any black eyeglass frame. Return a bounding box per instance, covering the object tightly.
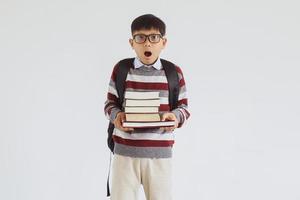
[132,34,163,44]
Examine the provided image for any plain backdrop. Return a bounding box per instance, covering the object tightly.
[1,0,300,199]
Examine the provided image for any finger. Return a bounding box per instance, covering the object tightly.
[168,115,175,120]
[123,127,133,131]
[126,128,134,132]
[122,127,134,132]
[160,127,166,131]
[162,114,170,121]
[162,127,167,131]
[165,127,172,132]
[121,115,126,122]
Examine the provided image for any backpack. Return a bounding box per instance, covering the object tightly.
[106,58,180,197]
[107,58,180,152]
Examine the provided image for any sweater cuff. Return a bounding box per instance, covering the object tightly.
[171,109,184,127]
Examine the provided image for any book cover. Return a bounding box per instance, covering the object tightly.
[125,91,159,99]
[122,120,175,128]
[125,106,159,113]
[125,113,161,122]
[125,99,160,107]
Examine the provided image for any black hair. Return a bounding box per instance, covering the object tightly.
[131,14,166,36]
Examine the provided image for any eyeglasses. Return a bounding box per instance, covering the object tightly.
[132,34,163,44]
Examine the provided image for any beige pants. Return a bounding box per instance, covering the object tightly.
[111,154,172,200]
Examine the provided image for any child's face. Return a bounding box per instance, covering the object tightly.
[129,28,167,65]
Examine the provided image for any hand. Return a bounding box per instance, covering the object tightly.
[161,112,178,132]
[113,112,134,132]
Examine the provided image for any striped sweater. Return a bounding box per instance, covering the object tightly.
[104,57,190,158]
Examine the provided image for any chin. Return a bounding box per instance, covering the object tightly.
[145,57,158,64]
[139,58,151,64]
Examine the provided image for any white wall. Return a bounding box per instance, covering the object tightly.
[1,0,300,199]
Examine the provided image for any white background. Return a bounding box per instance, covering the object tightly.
[1,0,300,199]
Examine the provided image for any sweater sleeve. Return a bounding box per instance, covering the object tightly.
[171,66,191,128]
[104,64,122,123]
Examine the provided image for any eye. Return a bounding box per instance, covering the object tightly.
[150,35,158,40]
[149,34,161,42]
[135,34,146,41]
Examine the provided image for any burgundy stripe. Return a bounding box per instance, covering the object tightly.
[113,135,174,147]
[159,104,171,111]
[106,107,112,115]
[126,81,169,90]
[178,99,188,105]
[179,78,185,87]
[178,109,186,122]
[104,101,118,109]
[104,102,114,110]
[175,66,186,87]
[178,122,183,128]
[110,64,120,81]
[107,92,118,101]
[184,108,191,118]
[175,66,183,74]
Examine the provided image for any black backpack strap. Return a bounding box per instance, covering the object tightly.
[106,58,134,197]
[161,59,180,110]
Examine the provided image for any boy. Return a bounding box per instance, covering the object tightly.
[104,14,190,200]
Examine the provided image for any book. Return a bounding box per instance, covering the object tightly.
[125,106,159,113]
[125,99,160,107]
[125,113,160,122]
[123,120,176,128]
[123,91,165,128]
[125,91,159,99]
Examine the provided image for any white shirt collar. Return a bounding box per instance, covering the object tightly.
[134,57,162,70]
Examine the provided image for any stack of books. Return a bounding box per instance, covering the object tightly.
[122,91,175,128]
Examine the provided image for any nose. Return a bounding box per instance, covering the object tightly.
[144,38,151,47]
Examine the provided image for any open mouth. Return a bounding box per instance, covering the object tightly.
[144,51,152,57]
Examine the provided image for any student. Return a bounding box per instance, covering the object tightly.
[104,14,190,200]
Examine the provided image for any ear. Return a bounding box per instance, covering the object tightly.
[162,38,167,48]
[129,39,134,49]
